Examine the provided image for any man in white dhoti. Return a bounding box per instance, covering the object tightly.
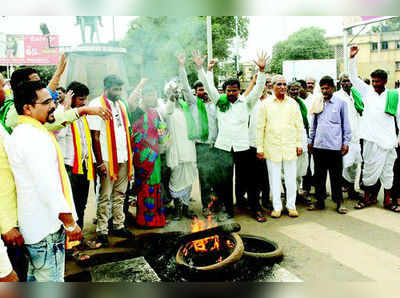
[162,81,197,220]
[349,46,400,211]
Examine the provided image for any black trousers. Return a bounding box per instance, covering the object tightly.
[66,164,90,229]
[232,149,252,205]
[196,143,218,209]
[312,148,343,204]
[248,147,270,212]
[214,148,234,216]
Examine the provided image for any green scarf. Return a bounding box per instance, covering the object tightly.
[196,97,209,142]
[350,87,364,116]
[385,89,399,117]
[296,97,309,131]
[0,98,14,134]
[216,94,231,112]
[178,99,197,140]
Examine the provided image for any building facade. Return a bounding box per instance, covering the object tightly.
[327,31,400,88]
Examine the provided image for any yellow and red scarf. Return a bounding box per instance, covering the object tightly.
[18,115,79,248]
[100,93,133,181]
[70,116,95,181]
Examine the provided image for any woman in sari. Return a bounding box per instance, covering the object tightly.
[129,83,166,228]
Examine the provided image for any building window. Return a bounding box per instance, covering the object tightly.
[371,42,378,51]
[396,41,400,49]
[381,41,389,50]
[396,61,400,70]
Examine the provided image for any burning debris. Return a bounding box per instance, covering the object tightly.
[181,216,237,267]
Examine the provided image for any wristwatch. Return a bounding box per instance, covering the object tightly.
[63,223,77,232]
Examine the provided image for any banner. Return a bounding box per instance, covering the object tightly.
[0,34,59,65]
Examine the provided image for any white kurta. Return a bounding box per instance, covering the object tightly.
[349,58,400,187]
[163,102,197,193]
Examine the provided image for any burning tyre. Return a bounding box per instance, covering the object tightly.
[176,232,244,272]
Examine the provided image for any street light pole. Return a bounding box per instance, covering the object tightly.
[235,16,239,73]
[112,16,116,43]
[343,28,349,73]
[206,16,212,66]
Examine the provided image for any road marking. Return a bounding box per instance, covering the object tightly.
[279,222,400,281]
[259,264,303,282]
[347,207,400,235]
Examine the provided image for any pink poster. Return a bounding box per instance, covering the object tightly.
[0,34,59,65]
[360,16,381,21]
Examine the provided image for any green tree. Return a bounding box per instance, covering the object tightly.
[120,16,249,90]
[270,27,334,74]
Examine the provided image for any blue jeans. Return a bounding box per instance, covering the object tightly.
[26,228,66,282]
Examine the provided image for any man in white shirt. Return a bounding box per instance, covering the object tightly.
[0,238,18,282]
[88,75,134,247]
[349,46,400,211]
[334,73,363,201]
[194,50,268,219]
[56,82,111,231]
[7,81,82,282]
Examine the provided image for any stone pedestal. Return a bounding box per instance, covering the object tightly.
[90,256,161,282]
[60,45,129,100]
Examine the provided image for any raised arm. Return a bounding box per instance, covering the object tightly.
[193,51,220,104]
[243,73,257,97]
[127,78,148,112]
[348,46,369,98]
[245,50,269,110]
[178,54,196,105]
[47,53,67,92]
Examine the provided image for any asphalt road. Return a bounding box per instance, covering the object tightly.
[67,180,400,281]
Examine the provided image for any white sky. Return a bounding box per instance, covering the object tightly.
[0,16,344,61]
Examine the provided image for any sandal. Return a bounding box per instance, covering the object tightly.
[389,205,400,212]
[72,251,96,267]
[307,202,325,211]
[255,212,266,223]
[384,199,400,213]
[336,206,348,214]
[81,239,103,250]
[354,201,368,209]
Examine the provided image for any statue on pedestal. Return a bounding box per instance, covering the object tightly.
[75,16,103,44]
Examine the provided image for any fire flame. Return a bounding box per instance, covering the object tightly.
[183,216,220,256]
